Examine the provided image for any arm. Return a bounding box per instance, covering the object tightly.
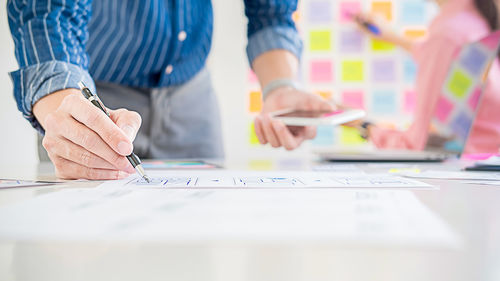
[7,0,141,179]
[244,0,334,150]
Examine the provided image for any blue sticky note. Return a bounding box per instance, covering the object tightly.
[339,29,364,53]
[400,1,426,24]
[403,57,417,83]
[372,90,397,114]
[450,112,473,141]
[460,45,489,76]
[308,1,333,23]
[372,58,396,82]
[311,125,335,146]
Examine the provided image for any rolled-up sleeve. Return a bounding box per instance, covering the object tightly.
[244,0,303,64]
[7,0,94,133]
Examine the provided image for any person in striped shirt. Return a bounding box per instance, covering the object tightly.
[7,1,333,180]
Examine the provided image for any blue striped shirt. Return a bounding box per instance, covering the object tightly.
[7,0,302,132]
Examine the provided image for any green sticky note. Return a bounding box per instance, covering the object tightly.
[309,30,332,51]
[371,39,395,52]
[249,122,260,145]
[340,126,366,145]
[448,69,473,98]
[342,60,364,82]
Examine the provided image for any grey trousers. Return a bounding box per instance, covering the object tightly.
[38,68,224,161]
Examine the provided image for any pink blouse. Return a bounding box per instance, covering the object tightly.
[369,0,500,154]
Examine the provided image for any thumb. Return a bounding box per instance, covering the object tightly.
[110,109,142,142]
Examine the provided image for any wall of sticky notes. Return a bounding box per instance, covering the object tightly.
[246,0,438,148]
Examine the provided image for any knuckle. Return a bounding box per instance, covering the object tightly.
[80,132,98,151]
[131,111,142,126]
[80,150,92,167]
[85,111,103,127]
[85,167,97,179]
[42,136,53,151]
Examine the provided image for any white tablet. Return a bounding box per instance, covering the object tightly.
[271,108,366,127]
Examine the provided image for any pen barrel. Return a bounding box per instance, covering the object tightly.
[126,153,141,168]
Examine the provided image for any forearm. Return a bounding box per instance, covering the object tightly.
[252,50,299,90]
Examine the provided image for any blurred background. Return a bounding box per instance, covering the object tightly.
[0,0,438,166]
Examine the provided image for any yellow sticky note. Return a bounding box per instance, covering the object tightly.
[249,122,260,145]
[371,1,393,21]
[448,69,473,98]
[389,168,421,174]
[248,159,274,171]
[371,39,395,52]
[340,126,366,145]
[342,61,364,82]
[404,29,427,39]
[249,91,263,113]
[309,30,332,51]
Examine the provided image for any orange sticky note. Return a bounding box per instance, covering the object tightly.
[249,91,263,113]
[316,91,333,100]
[292,11,301,23]
[404,29,427,39]
[371,1,392,21]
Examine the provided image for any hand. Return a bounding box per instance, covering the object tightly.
[354,12,398,43]
[254,87,335,150]
[354,12,414,51]
[33,88,142,180]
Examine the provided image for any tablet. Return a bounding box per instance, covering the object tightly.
[271,108,366,127]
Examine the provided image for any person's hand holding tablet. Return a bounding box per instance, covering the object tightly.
[254,87,335,151]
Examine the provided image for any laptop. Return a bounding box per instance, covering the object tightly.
[319,30,500,163]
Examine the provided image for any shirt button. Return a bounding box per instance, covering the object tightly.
[178,31,187,42]
[165,65,173,74]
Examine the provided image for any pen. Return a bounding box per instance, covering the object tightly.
[77,81,151,183]
[346,12,381,35]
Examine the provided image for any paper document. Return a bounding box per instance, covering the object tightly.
[403,171,500,181]
[99,170,432,189]
[0,179,55,189]
[0,188,459,247]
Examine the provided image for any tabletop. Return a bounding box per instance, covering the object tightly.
[0,158,499,281]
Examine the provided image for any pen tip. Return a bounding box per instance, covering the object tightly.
[143,175,152,183]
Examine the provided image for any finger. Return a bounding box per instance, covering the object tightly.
[61,94,133,156]
[110,109,142,142]
[271,119,298,151]
[303,126,318,140]
[254,116,268,144]
[49,154,131,180]
[261,115,281,148]
[50,115,133,172]
[42,134,122,170]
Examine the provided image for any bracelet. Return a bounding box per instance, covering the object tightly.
[262,78,300,99]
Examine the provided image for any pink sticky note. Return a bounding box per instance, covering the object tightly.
[310,60,334,83]
[340,2,362,23]
[435,96,454,122]
[248,70,258,83]
[480,31,500,51]
[467,87,482,111]
[342,90,365,109]
[404,90,416,113]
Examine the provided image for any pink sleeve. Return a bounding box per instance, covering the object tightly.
[369,36,460,150]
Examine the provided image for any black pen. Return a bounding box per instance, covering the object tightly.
[77,81,151,182]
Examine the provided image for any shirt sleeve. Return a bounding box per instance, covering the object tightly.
[244,0,303,65]
[369,36,460,150]
[7,0,95,134]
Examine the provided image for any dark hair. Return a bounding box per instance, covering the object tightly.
[475,0,499,30]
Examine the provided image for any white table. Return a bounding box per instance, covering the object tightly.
[0,159,499,281]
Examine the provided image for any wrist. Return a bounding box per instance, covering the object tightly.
[33,89,79,128]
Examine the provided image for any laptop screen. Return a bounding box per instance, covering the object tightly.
[426,30,500,154]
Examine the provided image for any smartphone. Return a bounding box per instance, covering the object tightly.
[270,108,366,126]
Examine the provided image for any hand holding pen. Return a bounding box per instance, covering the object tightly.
[33,85,146,180]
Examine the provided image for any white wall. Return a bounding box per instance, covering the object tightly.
[0,7,38,166]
